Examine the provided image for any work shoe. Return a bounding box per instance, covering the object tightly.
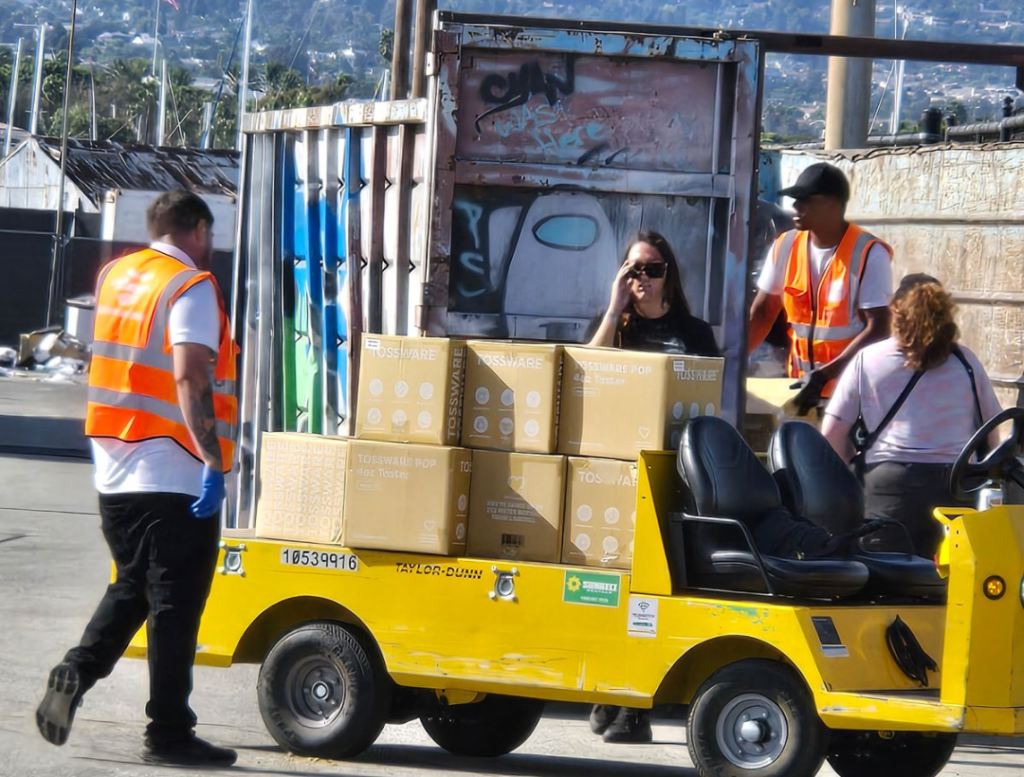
[142,735,237,767]
[602,707,653,744]
[589,704,620,735]
[36,663,84,746]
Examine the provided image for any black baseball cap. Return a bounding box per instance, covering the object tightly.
[779,163,850,203]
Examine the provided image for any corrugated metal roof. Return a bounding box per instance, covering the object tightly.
[34,138,239,204]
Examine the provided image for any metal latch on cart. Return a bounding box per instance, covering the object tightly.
[489,566,519,602]
[218,541,247,577]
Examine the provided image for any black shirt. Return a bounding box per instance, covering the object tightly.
[617,306,720,357]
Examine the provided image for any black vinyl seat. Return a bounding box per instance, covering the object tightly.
[673,416,869,599]
[768,421,946,600]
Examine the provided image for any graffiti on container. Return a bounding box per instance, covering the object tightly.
[475,57,576,132]
[449,189,623,339]
[453,199,487,300]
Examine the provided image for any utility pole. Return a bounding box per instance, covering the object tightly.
[4,38,23,156]
[237,0,254,151]
[390,0,413,100]
[47,0,80,327]
[411,0,437,99]
[201,101,214,148]
[29,24,46,136]
[891,8,909,134]
[152,0,161,76]
[88,60,97,141]
[156,57,167,146]
[824,0,877,150]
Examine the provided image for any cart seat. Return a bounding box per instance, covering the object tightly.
[675,416,868,599]
[768,421,946,600]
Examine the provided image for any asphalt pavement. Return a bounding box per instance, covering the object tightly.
[2,451,1024,777]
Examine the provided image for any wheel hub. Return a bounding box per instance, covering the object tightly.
[716,694,789,769]
[738,719,766,743]
[284,656,347,728]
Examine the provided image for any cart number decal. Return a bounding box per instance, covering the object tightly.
[280,548,359,572]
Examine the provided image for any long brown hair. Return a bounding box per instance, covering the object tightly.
[892,274,958,371]
[620,231,691,328]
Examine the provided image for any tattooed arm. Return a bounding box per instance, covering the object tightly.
[173,343,223,471]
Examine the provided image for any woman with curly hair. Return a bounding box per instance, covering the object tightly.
[822,273,1002,558]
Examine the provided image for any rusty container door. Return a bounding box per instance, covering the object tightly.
[425,16,763,423]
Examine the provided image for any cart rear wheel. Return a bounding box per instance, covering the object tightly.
[257,621,391,759]
[687,659,827,777]
[420,695,544,757]
[828,730,957,777]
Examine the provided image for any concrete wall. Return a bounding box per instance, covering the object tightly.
[778,145,1024,408]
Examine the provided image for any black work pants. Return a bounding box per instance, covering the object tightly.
[862,462,971,560]
[64,493,221,745]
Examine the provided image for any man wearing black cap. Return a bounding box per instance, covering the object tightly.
[748,162,893,414]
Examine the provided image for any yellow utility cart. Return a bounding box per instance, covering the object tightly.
[126,407,1024,777]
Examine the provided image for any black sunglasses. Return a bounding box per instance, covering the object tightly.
[627,263,667,280]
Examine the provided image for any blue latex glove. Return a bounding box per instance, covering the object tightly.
[191,466,225,519]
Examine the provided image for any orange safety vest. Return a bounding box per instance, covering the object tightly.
[85,248,238,471]
[772,224,892,396]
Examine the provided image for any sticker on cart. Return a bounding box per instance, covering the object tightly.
[628,596,659,638]
[563,570,620,608]
[811,616,849,658]
[280,547,359,572]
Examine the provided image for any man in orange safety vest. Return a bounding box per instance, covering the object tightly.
[36,191,238,768]
[748,163,893,414]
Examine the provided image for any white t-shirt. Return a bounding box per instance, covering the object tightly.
[825,337,1002,465]
[757,238,893,310]
[91,242,222,497]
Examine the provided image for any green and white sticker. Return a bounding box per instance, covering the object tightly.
[563,570,621,608]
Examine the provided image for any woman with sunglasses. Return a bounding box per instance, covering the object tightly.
[588,233,718,746]
[589,231,719,357]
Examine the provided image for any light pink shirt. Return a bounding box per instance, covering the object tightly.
[825,337,1002,465]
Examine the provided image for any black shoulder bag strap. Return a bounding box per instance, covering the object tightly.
[950,344,987,455]
[851,369,926,481]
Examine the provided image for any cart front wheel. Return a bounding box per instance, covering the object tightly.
[687,659,827,777]
[420,695,544,757]
[257,621,392,759]
[828,730,957,777]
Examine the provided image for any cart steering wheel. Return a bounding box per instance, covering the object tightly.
[950,406,1024,500]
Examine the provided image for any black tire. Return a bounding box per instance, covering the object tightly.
[828,730,958,777]
[687,659,827,777]
[257,621,392,759]
[420,695,544,757]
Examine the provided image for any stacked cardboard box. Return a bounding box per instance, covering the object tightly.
[255,433,349,544]
[460,342,567,562]
[561,457,638,570]
[556,348,724,569]
[354,335,466,446]
[255,334,725,570]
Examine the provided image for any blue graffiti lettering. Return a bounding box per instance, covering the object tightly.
[453,201,484,249]
[455,252,487,299]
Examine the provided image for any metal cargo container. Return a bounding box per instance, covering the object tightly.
[230,15,763,527]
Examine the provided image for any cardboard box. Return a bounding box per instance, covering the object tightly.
[461,341,562,454]
[744,377,821,454]
[558,348,724,459]
[562,458,638,570]
[343,440,472,555]
[255,433,348,544]
[355,335,466,446]
[468,450,566,563]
